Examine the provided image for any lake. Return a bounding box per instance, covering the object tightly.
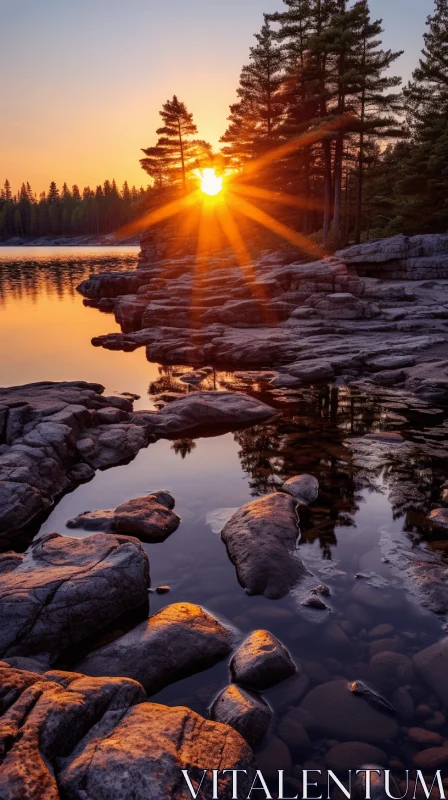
[1,246,448,780]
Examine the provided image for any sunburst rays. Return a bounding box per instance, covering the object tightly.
[115,122,345,331]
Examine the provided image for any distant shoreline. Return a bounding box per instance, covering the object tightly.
[0,234,140,247]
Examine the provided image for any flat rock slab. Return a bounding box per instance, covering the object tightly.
[281,474,319,505]
[300,680,398,744]
[76,602,234,694]
[0,663,255,800]
[147,391,276,436]
[67,489,180,542]
[221,493,308,599]
[210,685,272,747]
[0,531,149,661]
[230,630,296,690]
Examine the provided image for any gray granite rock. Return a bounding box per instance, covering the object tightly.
[210,685,272,747]
[281,474,319,505]
[67,490,180,542]
[0,531,149,661]
[230,630,296,690]
[76,602,234,693]
[221,493,308,599]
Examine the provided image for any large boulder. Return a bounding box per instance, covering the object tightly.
[0,663,256,800]
[0,531,149,660]
[221,493,308,599]
[76,602,233,694]
[230,630,296,690]
[67,490,180,542]
[281,474,319,505]
[146,391,276,437]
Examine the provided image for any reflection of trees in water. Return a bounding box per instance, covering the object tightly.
[0,254,137,306]
[232,386,395,555]
[171,438,197,459]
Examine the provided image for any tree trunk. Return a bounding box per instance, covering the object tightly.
[333,135,344,245]
[178,119,186,192]
[354,37,367,244]
[323,139,332,246]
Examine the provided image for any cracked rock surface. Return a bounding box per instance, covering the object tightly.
[0,531,149,661]
[0,662,255,800]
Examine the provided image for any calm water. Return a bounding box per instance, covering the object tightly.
[2,247,448,780]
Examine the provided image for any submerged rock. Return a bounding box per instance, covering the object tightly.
[230,630,296,690]
[0,662,255,800]
[413,638,448,709]
[210,685,272,747]
[428,508,448,528]
[221,493,308,599]
[76,602,233,694]
[67,490,180,542]
[281,474,319,504]
[300,680,398,744]
[0,532,149,661]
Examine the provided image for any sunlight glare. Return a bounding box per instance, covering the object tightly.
[199,168,223,197]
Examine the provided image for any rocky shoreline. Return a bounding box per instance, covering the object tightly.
[3,234,448,796]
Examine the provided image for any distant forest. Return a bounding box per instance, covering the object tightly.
[0,179,152,241]
[2,0,447,246]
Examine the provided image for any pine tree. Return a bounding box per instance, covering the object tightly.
[141,96,200,190]
[351,1,403,242]
[47,181,59,204]
[221,20,284,168]
[405,0,448,131]
[4,180,12,201]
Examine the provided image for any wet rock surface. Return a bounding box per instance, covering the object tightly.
[209,685,272,747]
[281,473,319,504]
[79,236,448,402]
[230,630,297,690]
[67,489,180,542]
[221,493,307,599]
[0,662,255,800]
[0,531,149,661]
[76,602,234,694]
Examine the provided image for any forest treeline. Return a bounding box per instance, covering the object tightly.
[2,0,447,246]
[0,179,153,241]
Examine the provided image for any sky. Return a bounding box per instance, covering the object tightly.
[1,0,434,196]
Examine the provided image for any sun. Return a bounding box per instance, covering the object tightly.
[199,168,223,197]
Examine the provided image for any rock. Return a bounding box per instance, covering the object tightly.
[147,391,276,436]
[0,532,149,660]
[299,680,398,744]
[255,735,292,779]
[0,662,256,800]
[325,742,387,771]
[408,727,442,746]
[413,638,448,709]
[392,687,414,722]
[277,710,312,752]
[368,624,394,639]
[76,603,233,694]
[352,581,403,609]
[67,490,180,542]
[428,508,448,528]
[281,474,319,505]
[210,685,272,747]
[413,747,448,770]
[286,360,335,382]
[362,431,405,444]
[368,355,417,372]
[313,293,368,320]
[369,652,414,692]
[264,673,310,712]
[221,493,307,599]
[230,630,296,690]
[350,680,395,715]
[0,381,149,541]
